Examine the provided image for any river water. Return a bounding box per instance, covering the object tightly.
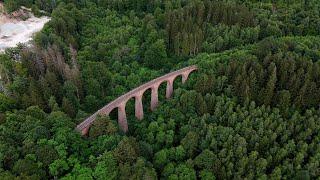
[0,15,50,52]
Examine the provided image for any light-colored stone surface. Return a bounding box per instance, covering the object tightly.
[0,2,50,52]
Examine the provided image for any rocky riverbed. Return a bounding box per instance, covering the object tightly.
[0,3,50,52]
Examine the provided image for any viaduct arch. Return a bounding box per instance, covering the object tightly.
[76,65,198,135]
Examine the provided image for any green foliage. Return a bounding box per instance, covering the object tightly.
[94,151,118,179]
[89,116,117,138]
[113,137,139,164]
[197,37,320,111]
[3,0,18,12]
[0,93,15,112]
[0,0,320,179]
[144,39,168,69]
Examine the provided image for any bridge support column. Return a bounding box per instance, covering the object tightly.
[135,94,144,120]
[182,72,190,83]
[166,79,174,99]
[118,103,128,132]
[151,85,159,111]
[81,126,90,136]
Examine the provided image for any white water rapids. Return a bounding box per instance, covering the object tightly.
[0,16,50,52]
[0,7,50,52]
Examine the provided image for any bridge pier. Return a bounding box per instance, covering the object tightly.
[166,79,174,99]
[135,94,144,120]
[118,103,128,132]
[182,72,190,83]
[151,85,159,111]
[81,126,90,136]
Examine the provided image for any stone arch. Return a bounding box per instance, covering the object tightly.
[164,75,179,99]
[139,87,152,113]
[76,65,198,135]
[156,79,168,103]
[181,70,194,83]
[106,106,118,123]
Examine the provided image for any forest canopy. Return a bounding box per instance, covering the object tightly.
[0,0,320,179]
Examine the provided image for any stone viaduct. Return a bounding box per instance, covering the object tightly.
[76,65,198,135]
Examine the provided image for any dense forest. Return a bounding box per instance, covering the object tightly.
[0,0,320,179]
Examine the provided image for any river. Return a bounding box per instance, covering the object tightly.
[0,4,50,52]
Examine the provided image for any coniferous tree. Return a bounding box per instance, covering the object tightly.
[263,63,277,106]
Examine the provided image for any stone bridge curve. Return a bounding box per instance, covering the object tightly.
[76,65,198,135]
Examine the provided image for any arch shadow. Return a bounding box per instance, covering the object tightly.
[173,75,184,92]
[142,87,152,114]
[158,80,167,103]
[125,97,136,132]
